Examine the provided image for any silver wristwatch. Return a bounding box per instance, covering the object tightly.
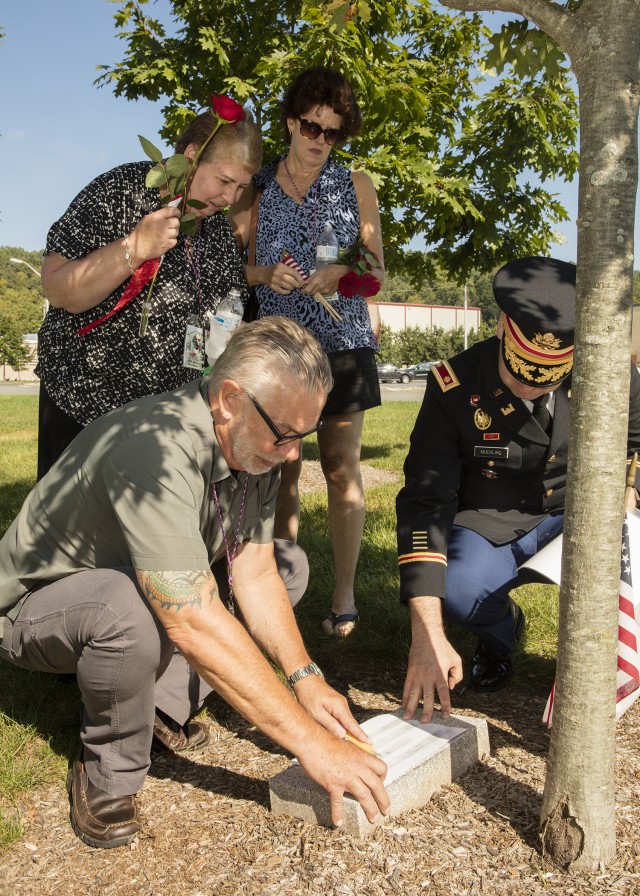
[287,662,324,687]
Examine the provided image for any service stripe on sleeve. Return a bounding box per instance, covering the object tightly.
[398,552,447,567]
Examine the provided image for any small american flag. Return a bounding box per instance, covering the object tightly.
[281,253,308,281]
[617,517,640,704]
[542,515,640,726]
[281,251,342,322]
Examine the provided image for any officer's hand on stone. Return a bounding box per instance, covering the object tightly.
[403,596,463,723]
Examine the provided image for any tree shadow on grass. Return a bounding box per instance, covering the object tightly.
[0,663,81,760]
[300,439,404,466]
[359,443,409,464]
[0,478,35,535]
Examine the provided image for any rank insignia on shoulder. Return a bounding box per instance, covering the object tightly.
[501,403,515,416]
[432,360,460,392]
[474,408,492,430]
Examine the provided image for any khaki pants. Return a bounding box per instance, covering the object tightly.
[0,541,308,795]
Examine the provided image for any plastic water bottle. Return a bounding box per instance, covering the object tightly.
[315,222,339,269]
[315,222,339,302]
[205,288,244,363]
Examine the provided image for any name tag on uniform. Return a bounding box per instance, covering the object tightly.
[474,446,509,459]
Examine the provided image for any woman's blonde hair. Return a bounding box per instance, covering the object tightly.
[175,108,262,172]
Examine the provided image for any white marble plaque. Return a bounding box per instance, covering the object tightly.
[359,713,466,785]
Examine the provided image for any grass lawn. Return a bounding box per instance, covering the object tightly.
[0,393,560,849]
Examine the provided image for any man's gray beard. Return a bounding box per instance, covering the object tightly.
[229,419,282,475]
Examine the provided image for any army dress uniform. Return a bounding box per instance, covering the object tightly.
[396,257,640,684]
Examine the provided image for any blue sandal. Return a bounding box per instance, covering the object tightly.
[322,611,359,636]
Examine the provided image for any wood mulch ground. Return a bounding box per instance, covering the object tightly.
[2,686,639,896]
[2,462,639,895]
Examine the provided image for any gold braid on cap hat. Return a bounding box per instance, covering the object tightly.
[503,315,573,384]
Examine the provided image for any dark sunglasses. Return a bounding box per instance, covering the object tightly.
[245,391,323,447]
[297,116,342,146]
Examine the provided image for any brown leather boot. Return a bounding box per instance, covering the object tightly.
[68,759,140,848]
[152,710,210,753]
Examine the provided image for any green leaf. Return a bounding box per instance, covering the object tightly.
[358,2,372,24]
[180,213,197,236]
[186,198,207,209]
[165,154,190,178]
[145,165,168,189]
[138,135,165,163]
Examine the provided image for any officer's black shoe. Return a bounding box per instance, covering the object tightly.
[470,602,525,693]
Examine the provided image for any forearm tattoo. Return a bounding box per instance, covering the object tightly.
[137,569,214,611]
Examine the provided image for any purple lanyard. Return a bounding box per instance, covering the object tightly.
[183,230,203,319]
[211,474,250,615]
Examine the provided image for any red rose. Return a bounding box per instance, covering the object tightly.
[358,272,382,297]
[338,271,361,297]
[211,93,244,124]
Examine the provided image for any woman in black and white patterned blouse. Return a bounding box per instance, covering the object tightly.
[37,108,261,479]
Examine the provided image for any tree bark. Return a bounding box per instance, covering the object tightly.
[441,0,640,870]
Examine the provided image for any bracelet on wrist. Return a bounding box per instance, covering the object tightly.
[124,236,135,276]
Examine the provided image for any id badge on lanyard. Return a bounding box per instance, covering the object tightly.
[183,315,204,370]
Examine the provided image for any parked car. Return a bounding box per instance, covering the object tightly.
[376,363,414,384]
[406,361,438,379]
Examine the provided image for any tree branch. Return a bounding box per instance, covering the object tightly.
[438,1,580,53]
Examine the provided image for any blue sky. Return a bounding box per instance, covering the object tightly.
[1,1,637,265]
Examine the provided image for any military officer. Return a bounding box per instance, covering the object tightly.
[396,257,640,713]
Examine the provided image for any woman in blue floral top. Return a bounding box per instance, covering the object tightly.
[230,68,385,637]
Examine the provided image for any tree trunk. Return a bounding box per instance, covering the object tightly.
[440,0,640,870]
[539,0,639,869]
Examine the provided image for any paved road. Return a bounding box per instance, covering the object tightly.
[0,381,426,401]
[379,381,426,402]
[0,382,427,401]
[0,382,39,395]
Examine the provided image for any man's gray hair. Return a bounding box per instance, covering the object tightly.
[209,317,333,399]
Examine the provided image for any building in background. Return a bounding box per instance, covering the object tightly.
[371,301,481,336]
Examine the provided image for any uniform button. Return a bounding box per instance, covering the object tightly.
[545,488,554,497]
[548,454,556,462]
[487,460,495,467]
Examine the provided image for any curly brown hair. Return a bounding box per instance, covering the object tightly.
[280,67,362,144]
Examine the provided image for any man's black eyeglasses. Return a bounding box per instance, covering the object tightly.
[297,117,342,146]
[245,391,323,447]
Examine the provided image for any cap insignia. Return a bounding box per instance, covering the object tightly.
[533,332,562,350]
